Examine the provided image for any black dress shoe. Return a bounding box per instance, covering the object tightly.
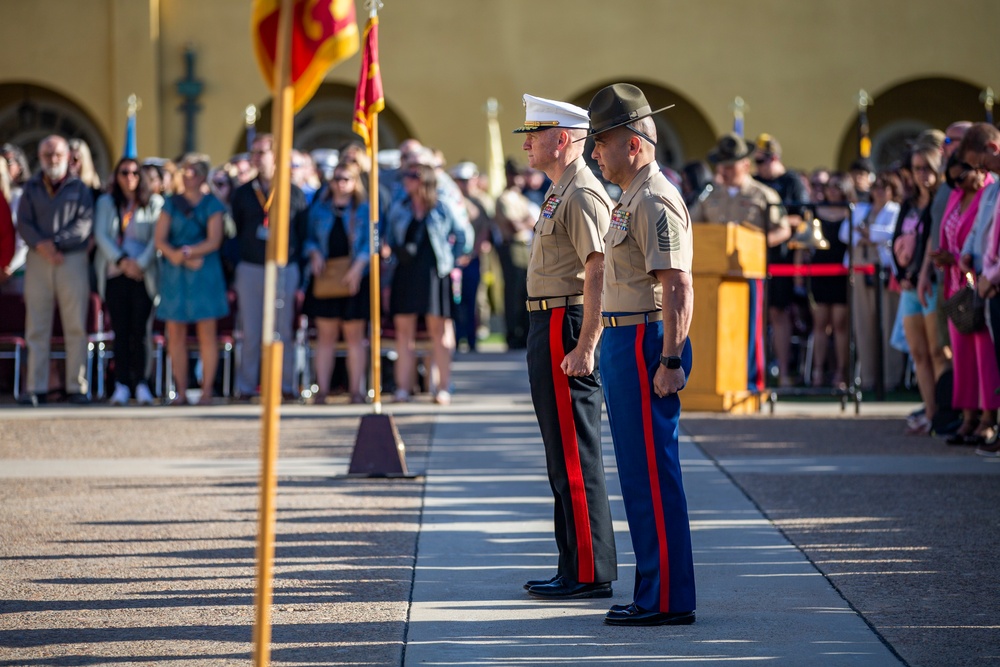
[523,574,558,591]
[67,393,91,405]
[527,576,612,599]
[604,602,695,626]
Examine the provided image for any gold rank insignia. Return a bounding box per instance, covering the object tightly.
[610,208,630,232]
[541,195,561,219]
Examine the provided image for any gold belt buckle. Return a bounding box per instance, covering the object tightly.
[609,316,617,327]
[540,299,548,311]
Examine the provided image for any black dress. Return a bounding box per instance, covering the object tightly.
[390,215,454,318]
[809,215,849,305]
[303,205,370,321]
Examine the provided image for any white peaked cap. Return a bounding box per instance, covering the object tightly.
[512,94,590,133]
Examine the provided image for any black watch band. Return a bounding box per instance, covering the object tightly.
[659,354,682,370]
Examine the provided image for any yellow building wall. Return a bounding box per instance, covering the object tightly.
[0,0,997,171]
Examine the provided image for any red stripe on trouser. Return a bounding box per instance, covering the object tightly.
[549,307,595,582]
[634,323,670,610]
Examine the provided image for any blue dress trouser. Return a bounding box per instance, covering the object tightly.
[600,318,696,613]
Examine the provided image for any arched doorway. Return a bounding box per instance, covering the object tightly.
[568,80,717,174]
[836,77,990,171]
[233,82,414,156]
[0,83,111,178]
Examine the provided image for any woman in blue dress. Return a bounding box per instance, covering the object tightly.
[154,153,229,405]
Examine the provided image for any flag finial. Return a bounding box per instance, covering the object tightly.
[981,87,995,124]
[857,89,872,159]
[730,96,747,137]
[123,94,140,160]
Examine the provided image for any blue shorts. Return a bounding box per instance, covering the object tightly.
[897,284,937,319]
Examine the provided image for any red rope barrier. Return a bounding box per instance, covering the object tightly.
[768,263,876,278]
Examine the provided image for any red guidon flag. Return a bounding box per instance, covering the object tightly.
[252,0,360,112]
[352,15,385,147]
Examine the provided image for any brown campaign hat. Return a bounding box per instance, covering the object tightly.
[580,83,674,140]
[708,133,756,164]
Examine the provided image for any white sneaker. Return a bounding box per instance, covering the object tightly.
[434,390,451,406]
[109,382,131,406]
[134,383,154,406]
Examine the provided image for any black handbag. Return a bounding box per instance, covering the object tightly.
[941,274,986,335]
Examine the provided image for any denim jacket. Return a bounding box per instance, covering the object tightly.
[93,192,164,300]
[387,197,473,277]
[303,199,371,278]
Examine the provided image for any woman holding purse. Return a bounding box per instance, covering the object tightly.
[932,153,998,445]
[303,162,371,404]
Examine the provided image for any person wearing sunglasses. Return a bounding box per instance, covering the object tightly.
[94,157,164,405]
[302,162,371,404]
[930,147,997,446]
[386,162,473,404]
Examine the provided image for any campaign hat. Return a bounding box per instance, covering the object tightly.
[512,94,590,133]
[708,132,756,165]
[581,83,673,139]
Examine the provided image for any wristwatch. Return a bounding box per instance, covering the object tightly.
[659,354,682,370]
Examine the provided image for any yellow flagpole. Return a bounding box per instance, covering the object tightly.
[253,0,293,663]
[369,109,382,411]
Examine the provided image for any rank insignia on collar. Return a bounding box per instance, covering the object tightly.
[610,208,630,232]
[541,195,561,219]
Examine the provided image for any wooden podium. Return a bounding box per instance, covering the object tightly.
[685,222,766,413]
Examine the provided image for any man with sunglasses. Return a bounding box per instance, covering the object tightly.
[230,133,310,401]
[752,134,808,389]
[514,94,617,602]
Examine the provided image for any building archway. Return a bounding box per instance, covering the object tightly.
[233,82,415,158]
[0,82,111,178]
[568,80,716,175]
[836,77,989,171]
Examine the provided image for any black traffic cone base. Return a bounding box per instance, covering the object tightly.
[348,413,417,477]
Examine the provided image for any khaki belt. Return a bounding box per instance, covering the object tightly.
[601,311,663,328]
[526,295,585,312]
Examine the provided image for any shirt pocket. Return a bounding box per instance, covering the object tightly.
[534,216,558,265]
[604,228,631,283]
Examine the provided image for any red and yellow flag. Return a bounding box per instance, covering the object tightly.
[251,0,360,112]
[352,15,385,147]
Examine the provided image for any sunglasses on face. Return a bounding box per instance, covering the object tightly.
[118,168,140,176]
[403,171,420,180]
[332,175,353,182]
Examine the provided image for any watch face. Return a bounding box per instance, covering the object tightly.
[661,355,682,369]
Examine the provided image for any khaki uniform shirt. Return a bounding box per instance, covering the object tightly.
[603,162,693,313]
[527,157,612,298]
[689,178,788,235]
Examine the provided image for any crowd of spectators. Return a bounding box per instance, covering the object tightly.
[3,119,1000,457]
[681,121,1000,456]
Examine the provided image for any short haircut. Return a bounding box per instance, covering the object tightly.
[957,122,1000,158]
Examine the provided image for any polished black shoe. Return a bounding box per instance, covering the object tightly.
[604,602,695,626]
[527,576,612,599]
[67,392,91,405]
[523,574,559,591]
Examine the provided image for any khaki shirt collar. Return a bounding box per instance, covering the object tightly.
[617,160,661,209]
[545,156,589,200]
